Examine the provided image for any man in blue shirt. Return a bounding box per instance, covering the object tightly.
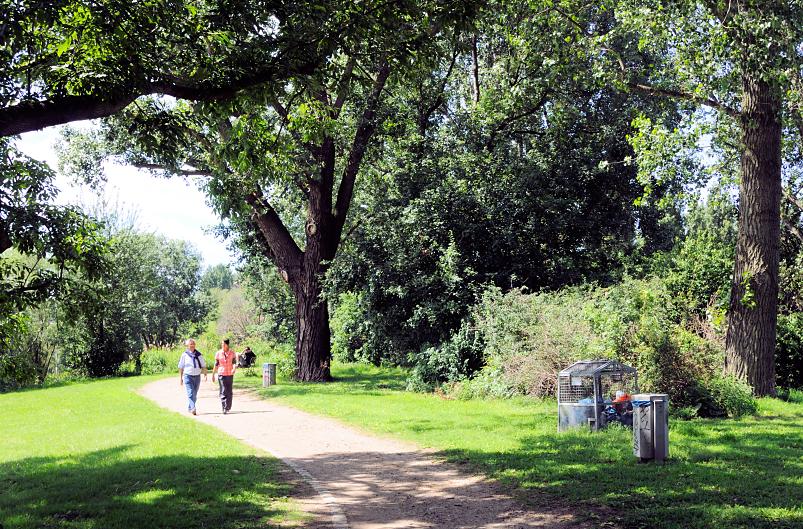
[178,339,208,415]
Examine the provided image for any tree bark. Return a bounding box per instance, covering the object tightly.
[290,181,335,382]
[724,76,781,396]
[291,271,333,382]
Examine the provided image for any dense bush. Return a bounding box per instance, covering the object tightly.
[776,313,803,389]
[659,187,736,319]
[706,375,759,417]
[238,259,296,344]
[330,292,369,363]
[465,286,600,397]
[454,278,755,417]
[0,348,38,391]
[140,348,171,375]
[405,321,484,392]
[237,339,296,379]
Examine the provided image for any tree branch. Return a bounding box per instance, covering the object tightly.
[786,188,803,212]
[0,59,320,137]
[333,56,357,118]
[271,99,319,156]
[132,162,212,177]
[628,82,740,119]
[1,96,134,138]
[333,60,391,235]
[782,216,803,243]
[485,90,551,150]
[471,33,480,104]
[244,191,303,277]
[419,44,460,135]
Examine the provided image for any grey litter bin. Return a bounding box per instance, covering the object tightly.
[262,363,277,387]
[632,393,669,462]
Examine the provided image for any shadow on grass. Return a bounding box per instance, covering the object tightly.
[436,418,803,529]
[1,446,300,529]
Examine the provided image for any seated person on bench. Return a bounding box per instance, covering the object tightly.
[237,346,257,368]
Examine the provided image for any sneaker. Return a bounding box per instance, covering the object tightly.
[191,409,197,416]
[223,409,228,415]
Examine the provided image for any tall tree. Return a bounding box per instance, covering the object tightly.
[535,0,803,395]
[200,264,235,291]
[62,231,212,376]
[62,2,480,381]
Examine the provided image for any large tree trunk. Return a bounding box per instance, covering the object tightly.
[724,76,782,396]
[290,182,334,382]
[292,279,332,382]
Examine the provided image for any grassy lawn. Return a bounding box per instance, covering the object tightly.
[239,363,803,529]
[2,376,305,529]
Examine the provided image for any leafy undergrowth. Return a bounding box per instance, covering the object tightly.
[240,363,803,529]
[2,376,305,529]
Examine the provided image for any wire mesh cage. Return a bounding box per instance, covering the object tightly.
[557,359,638,431]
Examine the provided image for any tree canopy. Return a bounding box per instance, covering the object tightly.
[4,0,803,394]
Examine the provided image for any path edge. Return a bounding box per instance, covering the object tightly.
[137,379,350,529]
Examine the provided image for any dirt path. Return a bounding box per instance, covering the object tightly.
[140,378,581,529]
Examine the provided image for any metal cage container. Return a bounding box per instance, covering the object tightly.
[557,359,638,432]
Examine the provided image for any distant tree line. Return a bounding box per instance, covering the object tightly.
[0,161,214,386]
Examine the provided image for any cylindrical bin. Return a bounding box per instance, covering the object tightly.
[262,363,277,387]
[632,393,669,462]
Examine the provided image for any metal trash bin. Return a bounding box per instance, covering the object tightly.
[262,363,277,387]
[632,393,669,462]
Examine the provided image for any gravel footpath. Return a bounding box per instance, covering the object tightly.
[140,378,583,529]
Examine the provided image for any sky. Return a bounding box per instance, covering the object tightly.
[14,126,236,268]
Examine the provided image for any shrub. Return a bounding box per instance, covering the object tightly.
[448,366,518,399]
[243,339,296,379]
[140,348,171,375]
[405,320,484,391]
[459,278,737,417]
[0,350,38,391]
[776,387,803,403]
[776,313,803,389]
[0,311,60,389]
[330,292,369,363]
[670,406,700,420]
[706,375,758,417]
[466,286,600,398]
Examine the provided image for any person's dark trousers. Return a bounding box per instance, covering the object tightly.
[218,375,234,412]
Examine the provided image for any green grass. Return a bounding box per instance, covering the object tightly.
[2,376,306,529]
[239,363,803,529]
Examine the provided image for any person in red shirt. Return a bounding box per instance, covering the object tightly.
[212,339,238,414]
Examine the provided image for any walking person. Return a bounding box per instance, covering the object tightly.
[178,339,207,415]
[213,339,237,414]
